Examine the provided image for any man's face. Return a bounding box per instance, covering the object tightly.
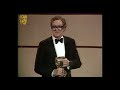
[51,20,65,38]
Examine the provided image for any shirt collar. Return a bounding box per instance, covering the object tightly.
[52,35,64,44]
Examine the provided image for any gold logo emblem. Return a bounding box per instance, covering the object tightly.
[19,15,27,25]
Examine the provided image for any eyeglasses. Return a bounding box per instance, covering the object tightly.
[51,26,64,30]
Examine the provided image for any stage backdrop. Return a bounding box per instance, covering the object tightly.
[18,14,102,77]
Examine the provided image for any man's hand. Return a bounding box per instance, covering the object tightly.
[53,68,67,77]
[62,58,70,67]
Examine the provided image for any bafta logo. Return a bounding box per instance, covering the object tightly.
[19,15,27,25]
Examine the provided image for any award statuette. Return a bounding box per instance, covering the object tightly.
[55,57,67,77]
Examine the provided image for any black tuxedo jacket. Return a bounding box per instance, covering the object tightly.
[34,36,82,77]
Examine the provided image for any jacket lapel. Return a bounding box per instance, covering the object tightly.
[48,37,57,58]
[64,36,69,58]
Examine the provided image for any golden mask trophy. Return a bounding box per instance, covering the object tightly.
[55,57,67,77]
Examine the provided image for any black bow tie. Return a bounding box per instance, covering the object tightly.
[55,38,63,44]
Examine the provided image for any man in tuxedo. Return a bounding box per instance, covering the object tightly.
[34,15,82,77]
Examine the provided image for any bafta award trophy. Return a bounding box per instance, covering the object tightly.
[55,57,67,77]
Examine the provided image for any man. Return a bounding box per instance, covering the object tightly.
[34,15,82,77]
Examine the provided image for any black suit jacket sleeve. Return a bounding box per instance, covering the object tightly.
[34,41,54,77]
[67,39,82,69]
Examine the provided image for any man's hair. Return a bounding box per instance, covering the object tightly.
[50,15,67,28]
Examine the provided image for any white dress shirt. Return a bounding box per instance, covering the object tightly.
[52,35,65,57]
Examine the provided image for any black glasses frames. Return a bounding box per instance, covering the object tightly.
[51,25,64,30]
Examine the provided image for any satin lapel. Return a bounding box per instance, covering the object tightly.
[64,36,69,57]
[49,37,57,58]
